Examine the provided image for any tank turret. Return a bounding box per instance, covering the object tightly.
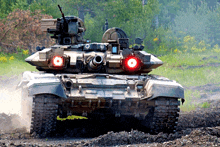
[26,5,163,74]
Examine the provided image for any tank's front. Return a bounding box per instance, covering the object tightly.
[58,73,154,119]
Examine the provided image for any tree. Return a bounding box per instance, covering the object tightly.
[0,0,17,19]
[0,9,54,53]
[171,0,220,48]
[28,0,59,17]
[157,0,181,30]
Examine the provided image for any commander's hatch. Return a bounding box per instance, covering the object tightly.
[102,27,129,54]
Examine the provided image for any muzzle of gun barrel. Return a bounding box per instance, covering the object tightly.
[89,55,103,70]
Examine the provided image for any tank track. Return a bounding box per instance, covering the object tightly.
[30,94,59,137]
[145,97,180,134]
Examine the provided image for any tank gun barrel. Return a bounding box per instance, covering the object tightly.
[88,55,103,70]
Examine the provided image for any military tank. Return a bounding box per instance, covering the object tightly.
[18,5,184,137]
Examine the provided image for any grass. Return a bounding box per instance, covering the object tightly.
[151,66,220,87]
[0,52,37,78]
[179,89,201,111]
[151,51,220,86]
[158,52,220,67]
[201,102,211,108]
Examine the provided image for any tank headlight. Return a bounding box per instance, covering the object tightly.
[127,58,137,68]
[123,56,141,72]
[52,56,64,68]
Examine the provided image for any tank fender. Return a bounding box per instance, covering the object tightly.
[17,71,67,98]
[144,78,184,101]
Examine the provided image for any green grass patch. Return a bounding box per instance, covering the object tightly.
[200,102,211,108]
[151,66,220,87]
[151,51,220,87]
[0,52,37,77]
[180,103,197,112]
[156,52,220,67]
[180,89,200,111]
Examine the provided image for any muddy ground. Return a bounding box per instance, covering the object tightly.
[0,75,220,146]
[0,100,220,147]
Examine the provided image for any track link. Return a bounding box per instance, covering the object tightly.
[144,97,180,134]
[30,94,59,137]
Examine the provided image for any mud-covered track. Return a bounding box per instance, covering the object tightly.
[30,94,59,137]
[144,97,180,134]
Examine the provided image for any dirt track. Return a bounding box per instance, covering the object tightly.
[0,76,220,146]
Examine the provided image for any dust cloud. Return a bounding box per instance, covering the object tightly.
[0,74,30,133]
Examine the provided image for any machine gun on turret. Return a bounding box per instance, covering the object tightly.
[41,5,86,45]
[57,5,68,33]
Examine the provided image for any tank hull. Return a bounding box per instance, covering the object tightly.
[18,71,184,136]
[18,71,184,100]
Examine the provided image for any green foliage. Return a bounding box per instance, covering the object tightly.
[0,0,16,18]
[0,0,59,19]
[171,0,220,49]
[178,0,218,12]
[1,0,220,55]
[206,4,220,48]
[142,0,220,54]
[55,0,160,44]
[212,44,220,53]
[28,0,60,18]
[146,27,179,54]
[103,0,160,42]
[157,0,181,29]
[201,102,211,108]
[11,0,29,10]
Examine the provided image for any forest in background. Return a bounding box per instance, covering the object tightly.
[0,0,220,55]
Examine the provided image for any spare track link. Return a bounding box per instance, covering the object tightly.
[30,94,59,137]
[150,97,180,134]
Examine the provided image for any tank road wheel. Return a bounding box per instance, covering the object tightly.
[143,97,180,134]
[30,94,60,137]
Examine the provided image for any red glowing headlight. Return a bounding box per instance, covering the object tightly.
[127,58,138,68]
[52,56,64,67]
[123,56,141,71]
